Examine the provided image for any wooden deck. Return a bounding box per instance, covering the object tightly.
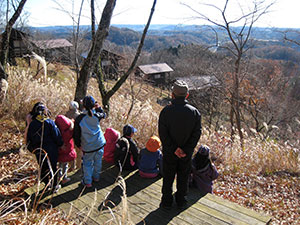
[25,162,272,224]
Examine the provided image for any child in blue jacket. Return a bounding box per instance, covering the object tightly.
[138,136,162,178]
[26,102,63,191]
[73,96,106,187]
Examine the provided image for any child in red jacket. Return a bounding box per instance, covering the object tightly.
[103,128,120,164]
[55,115,77,184]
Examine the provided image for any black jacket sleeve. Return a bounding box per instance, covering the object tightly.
[129,138,139,163]
[73,114,85,148]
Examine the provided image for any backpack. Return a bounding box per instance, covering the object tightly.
[114,137,130,168]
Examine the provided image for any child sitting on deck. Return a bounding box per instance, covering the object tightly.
[138,136,163,178]
[114,124,139,171]
[103,127,120,164]
[190,145,219,195]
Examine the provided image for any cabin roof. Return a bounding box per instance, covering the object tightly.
[81,49,124,59]
[177,75,220,91]
[32,39,73,49]
[138,63,173,75]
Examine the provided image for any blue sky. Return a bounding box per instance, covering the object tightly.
[24,0,300,28]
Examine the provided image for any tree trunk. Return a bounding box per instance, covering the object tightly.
[74,0,116,103]
[233,57,243,145]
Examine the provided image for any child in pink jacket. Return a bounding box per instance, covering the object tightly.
[55,115,77,184]
[103,128,120,164]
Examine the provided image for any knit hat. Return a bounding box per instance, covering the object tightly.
[83,95,95,110]
[172,80,189,97]
[31,102,46,116]
[123,124,137,136]
[197,145,210,155]
[146,136,161,152]
[69,101,79,110]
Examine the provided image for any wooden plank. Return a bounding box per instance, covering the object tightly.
[198,196,266,225]
[124,173,271,225]
[103,170,230,225]
[204,194,272,224]
[24,182,45,196]
[121,173,251,225]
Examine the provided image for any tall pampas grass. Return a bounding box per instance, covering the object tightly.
[202,127,300,174]
[103,93,160,148]
[1,67,75,121]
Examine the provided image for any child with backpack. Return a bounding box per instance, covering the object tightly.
[138,135,163,178]
[55,115,77,184]
[190,145,219,195]
[26,102,63,192]
[114,124,139,171]
[103,128,120,164]
[73,96,106,188]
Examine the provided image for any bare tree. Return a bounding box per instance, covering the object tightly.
[74,0,116,104]
[87,0,157,112]
[183,0,274,144]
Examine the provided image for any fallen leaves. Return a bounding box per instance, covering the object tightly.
[0,121,37,199]
[214,169,300,225]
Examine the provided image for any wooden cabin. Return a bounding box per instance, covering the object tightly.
[82,49,124,80]
[100,49,124,80]
[136,63,173,85]
[0,28,73,64]
[0,28,32,65]
[175,75,221,114]
[32,39,73,63]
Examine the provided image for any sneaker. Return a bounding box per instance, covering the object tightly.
[53,184,61,193]
[85,183,92,188]
[81,180,92,188]
[61,177,71,184]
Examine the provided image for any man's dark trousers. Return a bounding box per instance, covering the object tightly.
[161,154,192,205]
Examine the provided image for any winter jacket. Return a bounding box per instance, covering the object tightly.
[103,128,120,164]
[73,109,106,152]
[114,136,139,170]
[55,115,77,163]
[158,98,202,160]
[138,148,162,174]
[27,115,63,163]
[191,161,219,194]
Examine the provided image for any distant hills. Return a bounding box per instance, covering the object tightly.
[28,24,300,61]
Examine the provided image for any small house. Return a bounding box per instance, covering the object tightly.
[81,49,124,80]
[0,28,32,64]
[136,63,173,85]
[175,75,220,113]
[32,39,73,63]
[100,49,124,79]
[0,28,73,64]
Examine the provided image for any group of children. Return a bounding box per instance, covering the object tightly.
[25,95,219,194]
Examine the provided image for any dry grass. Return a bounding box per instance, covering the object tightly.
[202,127,300,175]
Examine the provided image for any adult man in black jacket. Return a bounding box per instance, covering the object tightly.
[158,80,202,209]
